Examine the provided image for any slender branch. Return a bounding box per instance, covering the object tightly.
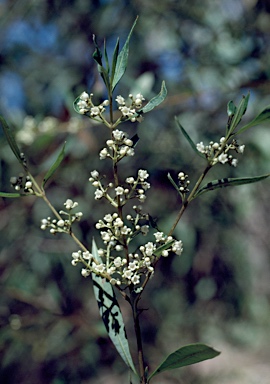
[168,163,212,237]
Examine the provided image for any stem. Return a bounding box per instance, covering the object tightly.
[168,164,212,236]
[131,294,147,384]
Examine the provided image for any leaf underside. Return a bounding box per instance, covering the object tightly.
[91,239,137,376]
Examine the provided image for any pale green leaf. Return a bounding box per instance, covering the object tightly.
[0,192,27,198]
[175,118,205,158]
[227,93,250,135]
[236,105,270,135]
[148,343,220,381]
[0,116,26,169]
[112,17,138,90]
[42,142,66,188]
[139,81,167,114]
[91,239,138,376]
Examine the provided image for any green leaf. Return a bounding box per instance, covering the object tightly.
[236,105,270,135]
[0,116,26,169]
[91,239,138,376]
[92,35,110,89]
[175,117,205,158]
[167,172,182,197]
[227,100,237,117]
[103,39,110,73]
[138,81,167,114]
[194,173,270,198]
[0,192,27,198]
[111,37,120,86]
[154,239,175,257]
[112,16,138,90]
[227,93,250,135]
[148,343,220,381]
[92,34,103,66]
[42,142,66,188]
[73,95,82,114]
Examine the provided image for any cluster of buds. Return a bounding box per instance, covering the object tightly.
[89,168,150,206]
[10,174,34,194]
[116,93,145,122]
[196,137,245,167]
[99,129,135,161]
[177,172,190,194]
[77,92,109,118]
[40,199,83,234]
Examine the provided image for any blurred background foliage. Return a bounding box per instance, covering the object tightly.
[1,0,270,383]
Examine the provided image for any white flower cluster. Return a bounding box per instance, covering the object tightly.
[76,91,109,117]
[40,199,83,234]
[71,222,183,286]
[99,129,135,161]
[196,137,245,167]
[10,174,34,194]
[89,168,150,206]
[116,93,145,122]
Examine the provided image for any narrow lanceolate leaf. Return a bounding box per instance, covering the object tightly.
[111,37,120,86]
[112,16,138,90]
[92,35,110,89]
[154,239,175,258]
[148,343,220,381]
[139,81,167,114]
[0,192,27,198]
[0,116,26,169]
[236,105,270,135]
[91,239,138,376]
[227,93,250,135]
[194,173,270,198]
[175,118,205,158]
[167,172,182,197]
[42,142,66,188]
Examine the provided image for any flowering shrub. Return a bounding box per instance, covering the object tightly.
[1,18,270,383]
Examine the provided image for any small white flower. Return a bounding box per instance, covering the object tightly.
[94,189,103,200]
[238,145,245,153]
[104,214,113,222]
[64,199,78,210]
[116,95,125,105]
[80,92,90,101]
[114,218,124,227]
[126,177,135,184]
[57,219,65,227]
[218,153,228,164]
[101,231,111,242]
[154,232,165,242]
[25,181,32,189]
[231,158,238,167]
[123,269,133,279]
[141,225,149,235]
[172,240,183,255]
[119,106,136,118]
[115,186,124,196]
[128,261,138,271]
[90,170,99,179]
[83,251,92,260]
[138,169,149,180]
[99,148,108,159]
[81,268,90,277]
[114,257,122,268]
[113,129,125,141]
[95,263,105,273]
[90,106,100,116]
[220,137,226,143]
[162,250,169,257]
[131,274,140,285]
[196,142,205,153]
[102,99,109,106]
